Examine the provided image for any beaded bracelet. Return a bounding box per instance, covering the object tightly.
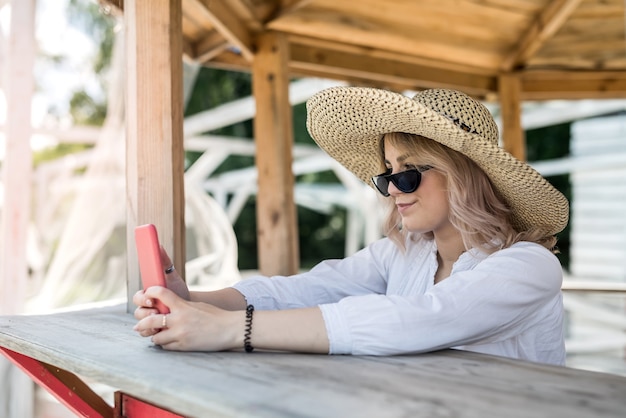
[244,304,255,353]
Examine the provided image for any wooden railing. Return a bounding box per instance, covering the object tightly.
[2,303,626,417]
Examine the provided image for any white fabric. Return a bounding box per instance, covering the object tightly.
[233,237,565,365]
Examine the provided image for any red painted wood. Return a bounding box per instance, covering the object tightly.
[0,347,113,417]
[119,393,185,418]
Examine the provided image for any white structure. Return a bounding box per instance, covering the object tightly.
[570,115,626,280]
[563,114,626,375]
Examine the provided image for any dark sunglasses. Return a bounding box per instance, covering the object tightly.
[371,166,432,197]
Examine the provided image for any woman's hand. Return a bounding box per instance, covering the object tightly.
[159,246,190,300]
[133,286,243,352]
[133,246,191,323]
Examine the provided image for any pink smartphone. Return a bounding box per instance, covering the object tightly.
[134,224,170,314]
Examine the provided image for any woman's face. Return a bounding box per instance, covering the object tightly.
[383,138,455,237]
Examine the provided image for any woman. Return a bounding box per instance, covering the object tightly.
[133,87,569,365]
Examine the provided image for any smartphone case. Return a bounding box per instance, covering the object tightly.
[134,224,170,314]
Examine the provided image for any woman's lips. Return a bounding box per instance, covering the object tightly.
[396,202,414,214]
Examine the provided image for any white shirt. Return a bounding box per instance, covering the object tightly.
[233,237,565,365]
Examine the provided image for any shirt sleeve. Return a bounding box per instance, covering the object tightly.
[232,238,396,310]
[320,242,563,355]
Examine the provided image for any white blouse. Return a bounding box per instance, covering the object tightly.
[232,237,565,365]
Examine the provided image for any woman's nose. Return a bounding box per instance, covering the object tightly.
[387,180,402,196]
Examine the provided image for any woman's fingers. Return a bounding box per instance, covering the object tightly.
[159,245,173,270]
[133,289,157,307]
[143,286,180,310]
[133,290,160,320]
[134,310,170,334]
[133,291,237,352]
[157,246,190,300]
[149,314,177,346]
[134,287,185,341]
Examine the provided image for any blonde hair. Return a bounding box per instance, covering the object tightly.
[380,132,558,253]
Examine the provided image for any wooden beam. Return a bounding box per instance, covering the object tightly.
[498,74,526,161]
[288,34,495,77]
[182,38,195,60]
[501,0,583,71]
[204,45,498,97]
[252,31,299,276]
[193,30,230,64]
[225,0,265,30]
[274,0,314,17]
[290,43,497,96]
[0,0,35,315]
[125,0,186,311]
[198,49,250,72]
[195,0,255,61]
[521,70,626,100]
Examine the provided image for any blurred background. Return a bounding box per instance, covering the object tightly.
[1,0,625,416]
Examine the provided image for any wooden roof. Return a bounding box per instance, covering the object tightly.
[174,0,626,100]
[99,0,626,288]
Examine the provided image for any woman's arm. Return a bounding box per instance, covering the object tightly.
[320,242,564,355]
[134,246,247,317]
[188,288,248,310]
[231,238,397,311]
[134,286,329,353]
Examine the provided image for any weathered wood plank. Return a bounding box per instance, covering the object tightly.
[521,70,626,100]
[268,5,504,71]
[176,0,626,98]
[498,73,526,160]
[252,31,299,276]
[290,43,497,95]
[195,0,254,61]
[125,0,186,311]
[1,305,626,417]
[501,0,583,70]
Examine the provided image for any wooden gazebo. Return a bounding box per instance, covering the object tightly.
[113,0,626,296]
[4,0,626,311]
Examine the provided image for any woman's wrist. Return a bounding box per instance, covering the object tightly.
[191,288,247,311]
[243,305,255,352]
[222,308,248,351]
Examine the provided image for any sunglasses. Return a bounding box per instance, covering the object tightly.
[371,166,432,197]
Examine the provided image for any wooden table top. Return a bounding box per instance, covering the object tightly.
[1,304,625,418]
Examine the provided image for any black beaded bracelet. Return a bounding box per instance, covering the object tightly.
[244,304,255,353]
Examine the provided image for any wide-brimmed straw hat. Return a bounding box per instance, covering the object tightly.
[306,87,569,235]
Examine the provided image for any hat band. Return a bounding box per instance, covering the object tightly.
[441,113,477,134]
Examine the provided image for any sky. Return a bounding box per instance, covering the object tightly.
[0,0,98,160]
[0,0,101,206]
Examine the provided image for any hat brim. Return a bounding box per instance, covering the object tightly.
[306,87,569,236]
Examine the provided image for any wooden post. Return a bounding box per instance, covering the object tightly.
[0,0,35,315]
[498,73,526,161]
[125,0,185,312]
[252,32,299,276]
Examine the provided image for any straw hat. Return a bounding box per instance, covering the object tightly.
[306,87,569,235]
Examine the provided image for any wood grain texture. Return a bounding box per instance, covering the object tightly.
[499,74,526,160]
[125,0,186,311]
[169,0,626,98]
[1,305,626,418]
[252,31,299,276]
